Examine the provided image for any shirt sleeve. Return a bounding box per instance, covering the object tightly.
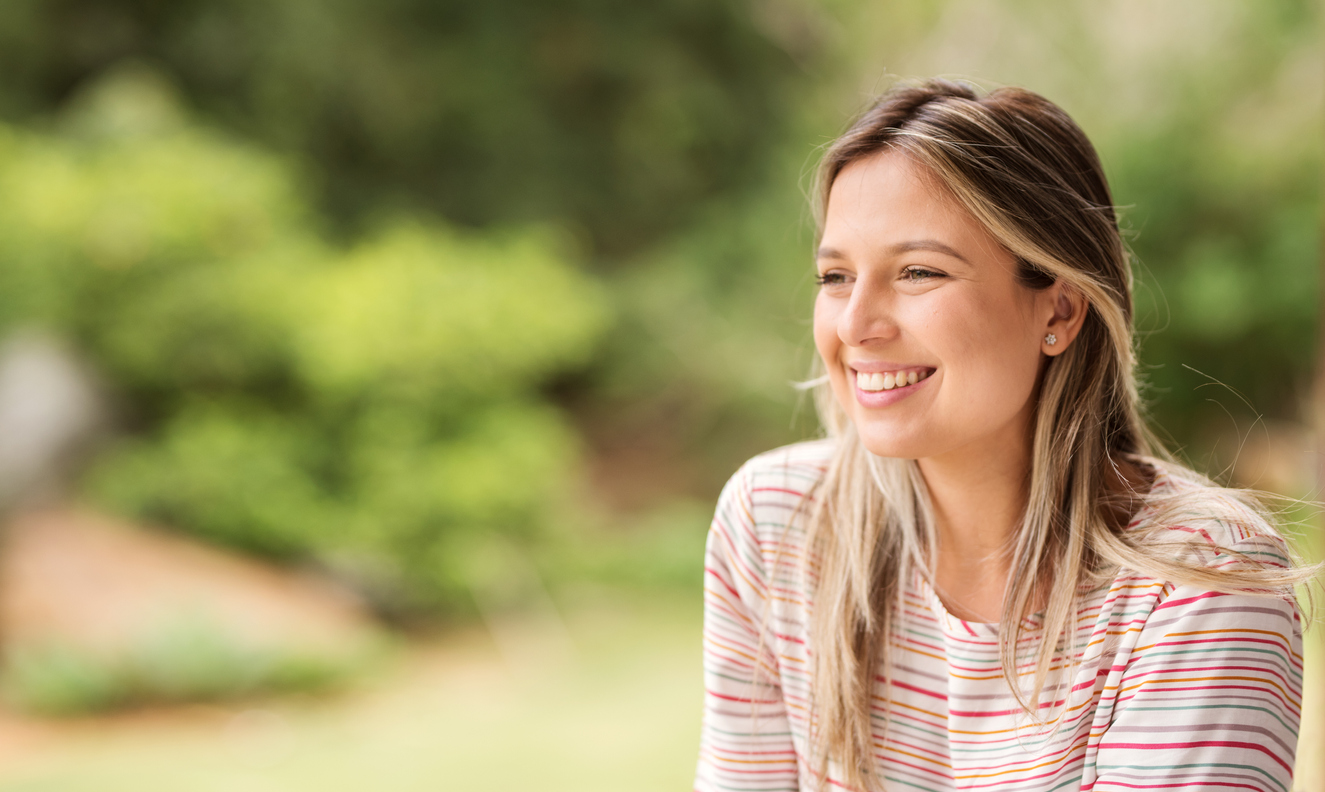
[1092,534,1304,791]
[695,464,801,791]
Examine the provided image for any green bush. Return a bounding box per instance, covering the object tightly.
[3,644,127,716]
[0,71,610,616]
[3,617,377,716]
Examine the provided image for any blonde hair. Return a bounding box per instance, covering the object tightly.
[797,79,1313,791]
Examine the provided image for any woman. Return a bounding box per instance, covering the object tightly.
[695,80,1311,792]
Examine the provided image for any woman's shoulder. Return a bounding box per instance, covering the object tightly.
[1098,462,1306,656]
[727,438,835,499]
[705,441,832,602]
[1133,459,1293,569]
[710,439,833,544]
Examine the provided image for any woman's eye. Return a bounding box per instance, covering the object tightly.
[815,272,848,286]
[901,266,943,283]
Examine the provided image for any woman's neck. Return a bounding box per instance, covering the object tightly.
[917,432,1031,622]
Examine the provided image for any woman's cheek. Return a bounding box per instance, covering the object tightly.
[813,295,843,359]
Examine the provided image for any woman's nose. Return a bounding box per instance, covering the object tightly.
[838,282,900,347]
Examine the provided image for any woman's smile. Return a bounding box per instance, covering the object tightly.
[849,365,935,407]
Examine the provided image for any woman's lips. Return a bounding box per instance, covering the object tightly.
[849,366,935,406]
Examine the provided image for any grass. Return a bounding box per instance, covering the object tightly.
[3,617,378,717]
[0,591,704,792]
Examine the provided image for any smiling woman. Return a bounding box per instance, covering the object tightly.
[694,80,1316,792]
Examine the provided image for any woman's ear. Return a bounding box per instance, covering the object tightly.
[1042,282,1087,356]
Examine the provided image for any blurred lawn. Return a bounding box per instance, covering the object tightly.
[0,591,702,792]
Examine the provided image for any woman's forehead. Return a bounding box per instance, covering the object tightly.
[821,151,1007,266]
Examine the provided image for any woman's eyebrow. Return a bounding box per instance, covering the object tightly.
[887,239,970,263]
[815,240,970,264]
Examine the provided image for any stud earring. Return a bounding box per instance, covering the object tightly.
[1044,333,1057,346]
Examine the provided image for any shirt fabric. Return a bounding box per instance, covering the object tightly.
[695,440,1303,792]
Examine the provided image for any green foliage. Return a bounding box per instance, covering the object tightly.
[332,402,584,609]
[287,223,607,404]
[4,644,125,715]
[88,406,331,558]
[1095,11,1322,447]
[542,500,714,593]
[0,70,610,615]
[0,0,810,256]
[4,618,375,716]
[591,146,824,499]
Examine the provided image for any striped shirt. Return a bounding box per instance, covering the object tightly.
[696,440,1303,791]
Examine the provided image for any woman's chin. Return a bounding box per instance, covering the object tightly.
[855,431,928,460]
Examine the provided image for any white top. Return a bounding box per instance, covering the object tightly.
[695,440,1303,791]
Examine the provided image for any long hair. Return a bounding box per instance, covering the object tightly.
[798,79,1313,791]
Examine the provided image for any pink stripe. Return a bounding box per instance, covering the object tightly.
[1096,741,1290,773]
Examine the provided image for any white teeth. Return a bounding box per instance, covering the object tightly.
[855,369,927,392]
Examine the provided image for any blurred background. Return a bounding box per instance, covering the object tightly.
[0,0,1316,790]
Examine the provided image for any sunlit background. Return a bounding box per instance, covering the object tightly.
[0,1,1318,790]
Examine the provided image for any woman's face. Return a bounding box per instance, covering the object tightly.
[814,150,1065,463]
